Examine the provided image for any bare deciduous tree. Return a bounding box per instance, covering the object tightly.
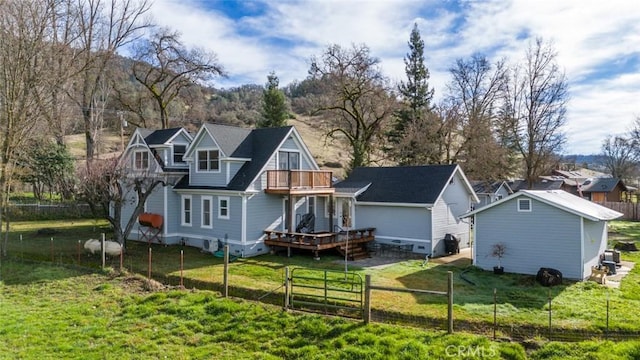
[600,135,639,180]
[76,155,180,245]
[309,43,397,171]
[503,38,568,188]
[73,0,151,160]
[131,27,225,129]
[446,54,512,181]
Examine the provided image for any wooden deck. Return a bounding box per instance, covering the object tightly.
[264,228,375,259]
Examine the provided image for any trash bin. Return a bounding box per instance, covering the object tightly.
[444,234,459,254]
[602,260,616,275]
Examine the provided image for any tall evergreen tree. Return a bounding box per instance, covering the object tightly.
[258,72,289,128]
[388,23,436,165]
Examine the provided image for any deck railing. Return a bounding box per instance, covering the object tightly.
[266,170,332,191]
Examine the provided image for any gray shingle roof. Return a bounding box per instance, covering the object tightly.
[580,177,626,193]
[174,125,294,191]
[144,128,184,145]
[202,123,252,157]
[334,164,459,204]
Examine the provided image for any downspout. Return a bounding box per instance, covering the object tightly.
[163,185,168,239]
[580,217,585,279]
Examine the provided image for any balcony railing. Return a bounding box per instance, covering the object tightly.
[265,170,333,193]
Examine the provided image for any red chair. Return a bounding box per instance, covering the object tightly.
[138,213,163,244]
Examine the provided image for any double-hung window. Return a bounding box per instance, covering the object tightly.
[218,197,230,219]
[182,195,192,226]
[201,196,213,228]
[173,144,187,165]
[133,150,149,170]
[197,150,220,171]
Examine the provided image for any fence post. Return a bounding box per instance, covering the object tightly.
[147,247,152,279]
[101,233,106,269]
[493,288,497,340]
[606,291,610,339]
[284,267,290,310]
[364,274,371,324]
[180,250,184,288]
[50,237,54,263]
[447,271,453,334]
[548,288,552,341]
[223,245,229,298]
[77,240,81,265]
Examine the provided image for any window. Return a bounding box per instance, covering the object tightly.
[197,150,220,171]
[307,196,315,215]
[278,151,299,170]
[201,196,213,228]
[518,198,531,212]
[218,196,230,219]
[173,144,187,164]
[133,150,149,170]
[181,195,192,226]
[324,197,334,218]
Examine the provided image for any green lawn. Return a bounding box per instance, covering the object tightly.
[3,260,640,359]
[3,219,640,339]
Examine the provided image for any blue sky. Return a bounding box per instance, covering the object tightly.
[149,0,640,155]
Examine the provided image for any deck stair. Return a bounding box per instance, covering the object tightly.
[336,242,370,260]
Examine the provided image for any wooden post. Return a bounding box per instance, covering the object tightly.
[77,240,81,265]
[223,245,229,298]
[148,247,152,279]
[284,266,290,310]
[180,250,184,288]
[364,274,372,324]
[548,288,552,341]
[493,288,497,339]
[50,237,54,263]
[447,271,453,334]
[101,233,106,269]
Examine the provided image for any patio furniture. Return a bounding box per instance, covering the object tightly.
[590,266,607,284]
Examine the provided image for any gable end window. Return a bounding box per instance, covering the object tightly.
[173,145,187,164]
[133,150,149,170]
[518,198,531,212]
[197,150,220,172]
[278,151,300,170]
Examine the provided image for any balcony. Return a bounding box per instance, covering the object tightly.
[265,170,334,195]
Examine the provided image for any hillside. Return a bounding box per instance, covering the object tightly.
[67,116,351,179]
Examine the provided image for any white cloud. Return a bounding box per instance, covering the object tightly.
[145,0,640,155]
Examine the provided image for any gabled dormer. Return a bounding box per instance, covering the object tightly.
[142,127,192,171]
[183,124,252,187]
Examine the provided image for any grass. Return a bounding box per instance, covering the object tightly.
[4,260,640,359]
[3,220,640,338]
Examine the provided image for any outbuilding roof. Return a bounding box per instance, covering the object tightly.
[462,190,623,221]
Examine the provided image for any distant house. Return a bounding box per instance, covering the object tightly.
[334,165,479,257]
[579,178,628,202]
[471,181,513,209]
[463,190,623,279]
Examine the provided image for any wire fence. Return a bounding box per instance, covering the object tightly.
[2,233,640,343]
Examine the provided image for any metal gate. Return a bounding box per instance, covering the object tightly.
[287,268,364,318]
